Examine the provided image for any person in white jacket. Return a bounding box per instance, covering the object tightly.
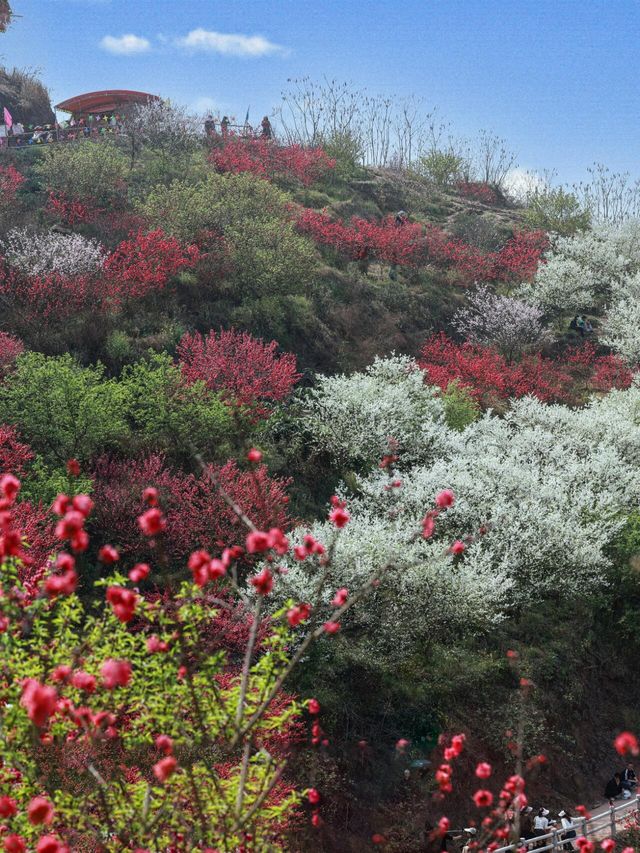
[558,810,577,851]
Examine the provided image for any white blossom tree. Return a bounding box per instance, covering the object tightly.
[2,229,106,277]
[298,355,454,468]
[518,226,632,312]
[453,286,552,360]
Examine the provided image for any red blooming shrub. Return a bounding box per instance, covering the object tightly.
[422,225,495,282]
[91,454,291,564]
[457,181,499,205]
[45,191,99,226]
[177,328,300,415]
[296,209,425,265]
[103,229,200,299]
[209,136,335,187]
[420,335,635,406]
[491,230,548,282]
[419,333,575,405]
[0,165,24,206]
[11,500,57,594]
[591,352,634,392]
[0,331,23,377]
[0,424,34,476]
[0,265,106,322]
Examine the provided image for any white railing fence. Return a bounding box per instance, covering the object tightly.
[495,797,639,853]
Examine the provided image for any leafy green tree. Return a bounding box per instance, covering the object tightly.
[140,173,317,297]
[441,380,481,431]
[0,353,129,465]
[34,140,129,205]
[119,352,235,463]
[524,186,591,235]
[416,149,464,186]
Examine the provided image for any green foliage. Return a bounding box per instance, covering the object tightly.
[0,555,302,849]
[523,186,591,235]
[0,352,129,465]
[130,147,210,194]
[119,352,235,462]
[321,130,365,182]
[139,172,317,297]
[34,140,129,204]
[20,457,93,506]
[416,149,464,187]
[441,380,480,431]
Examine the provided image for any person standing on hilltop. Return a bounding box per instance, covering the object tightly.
[260,115,272,139]
[221,116,230,138]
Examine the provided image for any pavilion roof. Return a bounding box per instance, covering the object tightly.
[55,89,160,115]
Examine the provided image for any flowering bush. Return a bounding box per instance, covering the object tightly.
[518,226,632,311]
[296,208,425,266]
[298,355,451,467]
[103,229,200,300]
[419,334,576,405]
[491,229,549,282]
[0,331,23,377]
[0,165,24,211]
[91,454,291,564]
[0,424,34,475]
[209,136,336,187]
[45,191,99,226]
[177,328,300,416]
[452,286,551,360]
[297,211,546,282]
[457,181,499,205]
[2,229,106,278]
[0,445,447,849]
[299,358,640,611]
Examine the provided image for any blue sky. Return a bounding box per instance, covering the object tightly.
[3,0,640,183]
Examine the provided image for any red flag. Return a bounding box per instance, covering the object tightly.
[3,107,12,128]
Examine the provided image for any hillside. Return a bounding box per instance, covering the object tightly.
[0,107,637,853]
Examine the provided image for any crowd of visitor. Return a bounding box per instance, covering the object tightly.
[0,112,121,147]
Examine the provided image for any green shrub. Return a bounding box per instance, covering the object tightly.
[416,149,464,187]
[0,352,129,465]
[34,140,129,204]
[523,186,591,235]
[441,380,480,431]
[119,352,235,463]
[140,173,317,298]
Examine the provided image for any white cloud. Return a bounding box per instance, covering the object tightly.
[100,34,151,55]
[192,96,220,114]
[176,28,285,57]
[504,167,545,202]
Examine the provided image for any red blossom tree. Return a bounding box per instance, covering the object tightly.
[0,332,23,377]
[91,454,291,564]
[296,209,425,266]
[11,501,57,595]
[103,229,200,299]
[0,165,24,208]
[418,334,632,406]
[0,424,34,476]
[177,328,300,415]
[491,230,549,283]
[209,136,335,187]
[45,192,99,226]
[456,181,499,205]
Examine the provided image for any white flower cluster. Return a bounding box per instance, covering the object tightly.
[298,354,452,468]
[453,285,551,359]
[278,360,640,652]
[2,229,106,278]
[518,226,631,312]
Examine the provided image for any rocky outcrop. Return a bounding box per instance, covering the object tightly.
[0,67,55,127]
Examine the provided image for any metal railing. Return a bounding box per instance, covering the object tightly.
[495,797,639,852]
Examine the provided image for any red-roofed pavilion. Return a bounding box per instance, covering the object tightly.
[55,89,160,118]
